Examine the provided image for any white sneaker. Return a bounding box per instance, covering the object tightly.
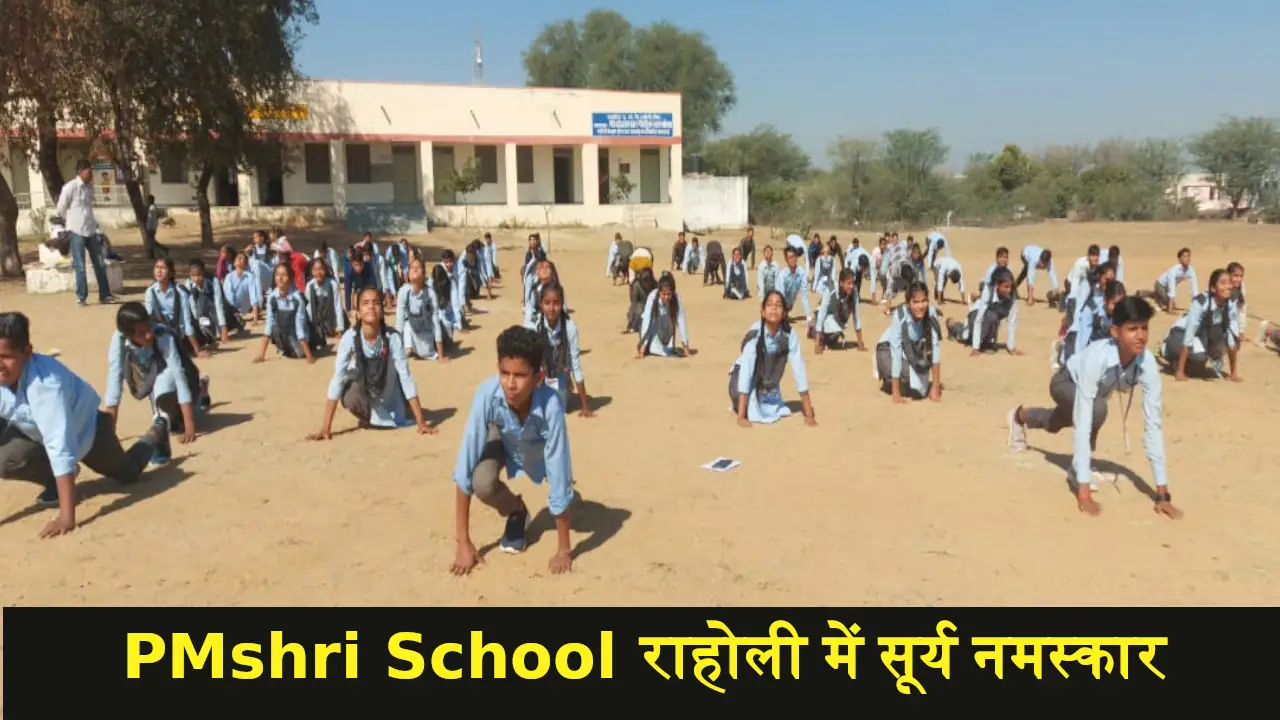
[1049,340,1062,371]
[1007,408,1027,451]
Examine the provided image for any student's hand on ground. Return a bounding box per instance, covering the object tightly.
[451,541,483,575]
[39,517,75,539]
[892,394,907,404]
[1154,499,1183,519]
[198,349,213,359]
[306,429,331,441]
[685,347,698,357]
[634,349,644,359]
[970,349,981,357]
[1174,373,1188,382]
[804,415,817,427]
[578,406,594,419]
[252,355,265,364]
[1009,348,1024,356]
[929,390,942,403]
[1076,491,1101,516]
[1229,374,1243,383]
[417,421,438,435]
[305,356,316,365]
[548,550,573,574]
[736,416,751,428]
[179,428,196,444]
[220,330,230,343]
[438,355,449,365]
[103,406,118,421]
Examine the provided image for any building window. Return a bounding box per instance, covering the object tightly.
[346,144,372,184]
[474,145,498,184]
[516,146,534,184]
[159,145,185,184]
[304,143,331,184]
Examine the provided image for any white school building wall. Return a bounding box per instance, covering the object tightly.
[3,79,686,235]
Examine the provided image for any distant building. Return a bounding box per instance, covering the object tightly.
[1173,173,1238,214]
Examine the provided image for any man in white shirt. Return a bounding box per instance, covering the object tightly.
[55,159,114,306]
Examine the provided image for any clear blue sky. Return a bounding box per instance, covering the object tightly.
[297,0,1280,168]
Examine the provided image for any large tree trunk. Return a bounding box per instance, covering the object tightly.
[110,93,153,254]
[196,166,215,248]
[0,173,24,277]
[35,103,65,200]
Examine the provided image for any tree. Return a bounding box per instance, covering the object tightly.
[1188,117,1280,217]
[441,160,483,227]
[522,10,736,152]
[826,138,879,224]
[880,128,949,222]
[701,125,810,221]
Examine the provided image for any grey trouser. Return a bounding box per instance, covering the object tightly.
[0,412,157,487]
[1023,368,1108,450]
[470,423,523,516]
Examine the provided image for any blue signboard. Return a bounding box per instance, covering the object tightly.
[591,112,675,138]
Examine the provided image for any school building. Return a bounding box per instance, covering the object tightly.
[2,79,686,233]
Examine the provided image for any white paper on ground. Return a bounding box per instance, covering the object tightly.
[701,457,740,472]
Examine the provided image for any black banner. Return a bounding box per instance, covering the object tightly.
[2,607,1267,711]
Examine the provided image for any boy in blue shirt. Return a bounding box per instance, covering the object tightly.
[451,326,575,575]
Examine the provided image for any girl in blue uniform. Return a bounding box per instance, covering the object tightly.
[729,290,816,427]
[528,284,593,417]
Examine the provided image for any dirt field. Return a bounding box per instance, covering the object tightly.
[0,219,1276,606]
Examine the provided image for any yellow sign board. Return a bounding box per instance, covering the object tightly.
[248,104,308,121]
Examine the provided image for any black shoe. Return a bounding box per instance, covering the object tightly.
[150,415,172,465]
[500,508,529,554]
[36,484,59,507]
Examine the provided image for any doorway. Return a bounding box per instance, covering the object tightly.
[213,166,239,207]
[257,149,284,207]
[598,148,610,204]
[432,146,456,205]
[392,145,419,205]
[553,147,574,204]
[640,148,661,204]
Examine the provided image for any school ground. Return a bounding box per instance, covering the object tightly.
[0,219,1277,606]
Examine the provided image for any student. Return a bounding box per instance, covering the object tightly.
[980,246,1011,295]
[785,233,808,269]
[1161,268,1241,382]
[1058,262,1117,344]
[526,284,593,417]
[316,241,343,283]
[703,240,725,286]
[222,250,262,324]
[385,238,412,295]
[682,237,703,276]
[1227,262,1247,332]
[875,282,942,403]
[844,239,874,298]
[1059,281,1127,368]
[308,287,436,440]
[144,258,203,360]
[776,246,811,322]
[1140,247,1198,314]
[444,249,474,328]
[624,268,657,334]
[304,257,345,342]
[870,236,888,300]
[878,237,915,309]
[254,264,318,364]
[723,247,751,300]
[0,312,171,538]
[811,242,837,295]
[924,232,950,272]
[274,238,309,292]
[611,235,634,286]
[756,245,780,298]
[1007,297,1181,519]
[345,247,379,315]
[947,267,1020,356]
[826,235,843,270]
[482,232,500,282]
[931,255,967,305]
[1099,244,1124,283]
[1258,321,1280,354]
[396,258,446,362]
[1061,245,1101,309]
[637,273,695,358]
[524,258,561,327]
[738,226,757,267]
[450,326,575,573]
[806,232,823,269]
[432,262,464,347]
[812,268,864,353]
[184,258,231,348]
[215,244,234,282]
[105,302,207,439]
[1014,245,1058,305]
[670,231,688,272]
[605,232,621,279]
[462,240,492,302]
[729,290,816,427]
[247,230,274,297]
[523,234,546,279]
[144,195,169,258]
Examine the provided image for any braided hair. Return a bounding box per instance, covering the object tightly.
[1205,268,1232,351]
[1227,261,1246,305]
[431,263,452,309]
[535,283,568,377]
[752,290,792,394]
[640,273,680,353]
[351,287,392,400]
[905,280,937,363]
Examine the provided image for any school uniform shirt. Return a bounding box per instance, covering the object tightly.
[315,248,342,279]
[483,241,498,278]
[1098,248,1124,283]
[870,247,884,276]
[183,278,228,332]
[971,288,1018,351]
[683,245,703,273]
[386,242,411,279]
[104,329,193,408]
[1067,298,1108,359]
[776,265,812,318]
[345,262,379,309]
[1065,256,1093,291]
[525,316,585,406]
[1067,275,1099,313]
[326,328,418,428]
[1020,245,1059,290]
[811,255,836,294]
[931,257,966,296]
[263,288,310,341]
[429,278,463,333]
[733,320,808,425]
[1169,294,1239,355]
[1157,263,1199,298]
[878,309,942,395]
[756,261,781,298]
[222,269,261,314]
[816,288,861,333]
[639,288,689,356]
[453,375,574,516]
[248,245,274,295]
[879,241,911,280]
[305,277,344,329]
[605,240,619,277]
[785,234,807,264]
[724,260,750,299]
[1064,339,1167,488]
[925,231,950,269]
[1234,283,1248,331]
[144,283,195,338]
[982,262,1008,286]
[452,261,469,311]
[0,354,102,478]
[844,247,876,293]
[395,284,443,357]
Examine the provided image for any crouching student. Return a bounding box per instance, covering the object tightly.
[396,258,447,362]
[105,302,207,441]
[875,282,942,403]
[1228,262,1247,332]
[145,258,202,358]
[304,257,346,343]
[222,250,262,325]
[1058,281,1127,368]
[1007,297,1182,519]
[811,268,864,353]
[703,240,725,285]
[1161,268,1241,382]
[723,247,751,300]
[730,291,816,427]
[931,255,967,305]
[185,258,233,347]
[776,246,811,322]
[527,284,593,417]
[637,273,696,358]
[431,262,464,349]
[1014,245,1058,306]
[308,287,436,440]
[1140,247,1198,314]
[624,268,657,334]
[757,245,780,297]
[1258,321,1280,353]
[254,264,319,364]
[0,312,171,538]
[947,267,1020,356]
[451,326,575,574]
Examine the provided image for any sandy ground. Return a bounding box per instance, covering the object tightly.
[0,219,1276,607]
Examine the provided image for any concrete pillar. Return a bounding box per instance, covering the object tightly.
[419,141,434,224]
[236,172,254,211]
[668,144,683,205]
[27,162,47,208]
[503,143,519,209]
[582,143,600,207]
[329,139,347,214]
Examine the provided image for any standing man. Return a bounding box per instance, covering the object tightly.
[56,159,115,306]
[145,194,169,258]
